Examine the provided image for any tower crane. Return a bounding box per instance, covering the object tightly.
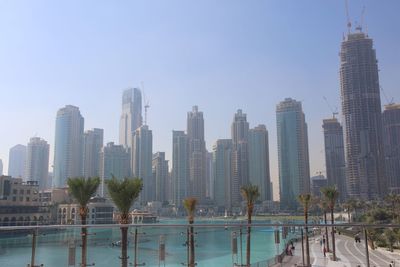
[141,81,150,126]
[323,96,339,119]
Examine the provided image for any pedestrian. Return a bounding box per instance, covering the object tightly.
[320,239,322,247]
[323,247,326,257]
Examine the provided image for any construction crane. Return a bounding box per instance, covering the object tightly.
[380,86,394,106]
[141,82,150,126]
[345,0,352,34]
[323,96,339,119]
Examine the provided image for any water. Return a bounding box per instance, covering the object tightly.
[0,219,293,267]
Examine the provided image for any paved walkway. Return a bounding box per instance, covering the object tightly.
[276,233,400,267]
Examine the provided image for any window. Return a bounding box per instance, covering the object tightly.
[13,189,17,194]
[19,197,23,201]
[19,189,24,195]
[12,197,16,202]
[27,190,31,194]
[26,197,30,202]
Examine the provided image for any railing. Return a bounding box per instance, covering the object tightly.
[0,222,399,267]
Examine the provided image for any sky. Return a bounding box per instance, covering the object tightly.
[0,0,399,200]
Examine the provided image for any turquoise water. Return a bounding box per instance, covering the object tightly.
[0,219,294,267]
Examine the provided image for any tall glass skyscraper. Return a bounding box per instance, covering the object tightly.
[340,31,386,199]
[83,128,104,178]
[248,125,271,202]
[276,98,310,210]
[152,152,169,202]
[53,105,84,188]
[187,106,206,203]
[212,139,233,210]
[8,144,26,179]
[26,137,50,190]
[322,118,346,202]
[231,109,249,207]
[132,125,153,202]
[119,88,142,148]
[382,104,400,192]
[99,142,131,197]
[172,130,189,207]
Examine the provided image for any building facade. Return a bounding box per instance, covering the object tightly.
[119,88,142,149]
[248,125,272,202]
[172,130,189,207]
[53,105,84,188]
[83,128,104,178]
[276,98,310,210]
[26,137,50,190]
[340,31,386,199]
[152,152,169,202]
[382,104,400,192]
[187,106,207,203]
[212,139,233,210]
[322,118,346,201]
[99,142,131,197]
[231,109,249,207]
[8,144,27,179]
[132,125,153,202]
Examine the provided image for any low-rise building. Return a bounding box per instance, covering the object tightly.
[58,196,114,225]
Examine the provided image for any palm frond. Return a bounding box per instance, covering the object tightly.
[240,184,260,205]
[183,197,197,218]
[67,177,100,207]
[107,177,143,216]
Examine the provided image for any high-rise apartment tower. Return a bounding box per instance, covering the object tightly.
[339,31,386,199]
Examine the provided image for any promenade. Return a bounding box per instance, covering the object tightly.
[274,233,400,267]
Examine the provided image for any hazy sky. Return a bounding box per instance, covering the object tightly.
[1,0,399,200]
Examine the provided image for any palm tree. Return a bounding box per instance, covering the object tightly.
[107,177,143,267]
[298,194,312,267]
[321,186,339,261]
[183,197,197,267]
[241,184,260,267]
[67,177,100,267]
[317,198,330,252]
[385,194,400,221]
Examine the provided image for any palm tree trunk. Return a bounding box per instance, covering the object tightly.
[330,209,336,261]
[324,211,330,252]
[246,208,252,267]
[305,211,310,267]
[81,214,87,267]
[347,208,351,223]
[189,221,195,267]
[121,226,128,267]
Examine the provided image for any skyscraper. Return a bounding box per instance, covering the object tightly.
[382,104,400,192]
[119,88,142,148]
[152,152,169,202]
[322,118,346,201]
[248,125,271,202]
[231,109,249,206]
[0,159,3,175]
[53,105,84,188]
[132,125,153,202]
[187,106,206,202]
[205,151,213,199]
[172,130,189,207]
[276,98,310,210]
[212,139,233,209]
[26,137,50,190]
[100,142,131,197]
[83,128,104,178]
[8,144,27,179]
[340,31,386,199]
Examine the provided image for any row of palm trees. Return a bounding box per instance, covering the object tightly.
[67,176,342,267]
[298,185,339,266]
[67,176,143,267]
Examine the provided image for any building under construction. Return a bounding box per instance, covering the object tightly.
[339,30,386,199]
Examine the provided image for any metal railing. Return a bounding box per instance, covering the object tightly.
[0,222,399,267]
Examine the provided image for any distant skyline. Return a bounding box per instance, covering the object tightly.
[1,1,399,200]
